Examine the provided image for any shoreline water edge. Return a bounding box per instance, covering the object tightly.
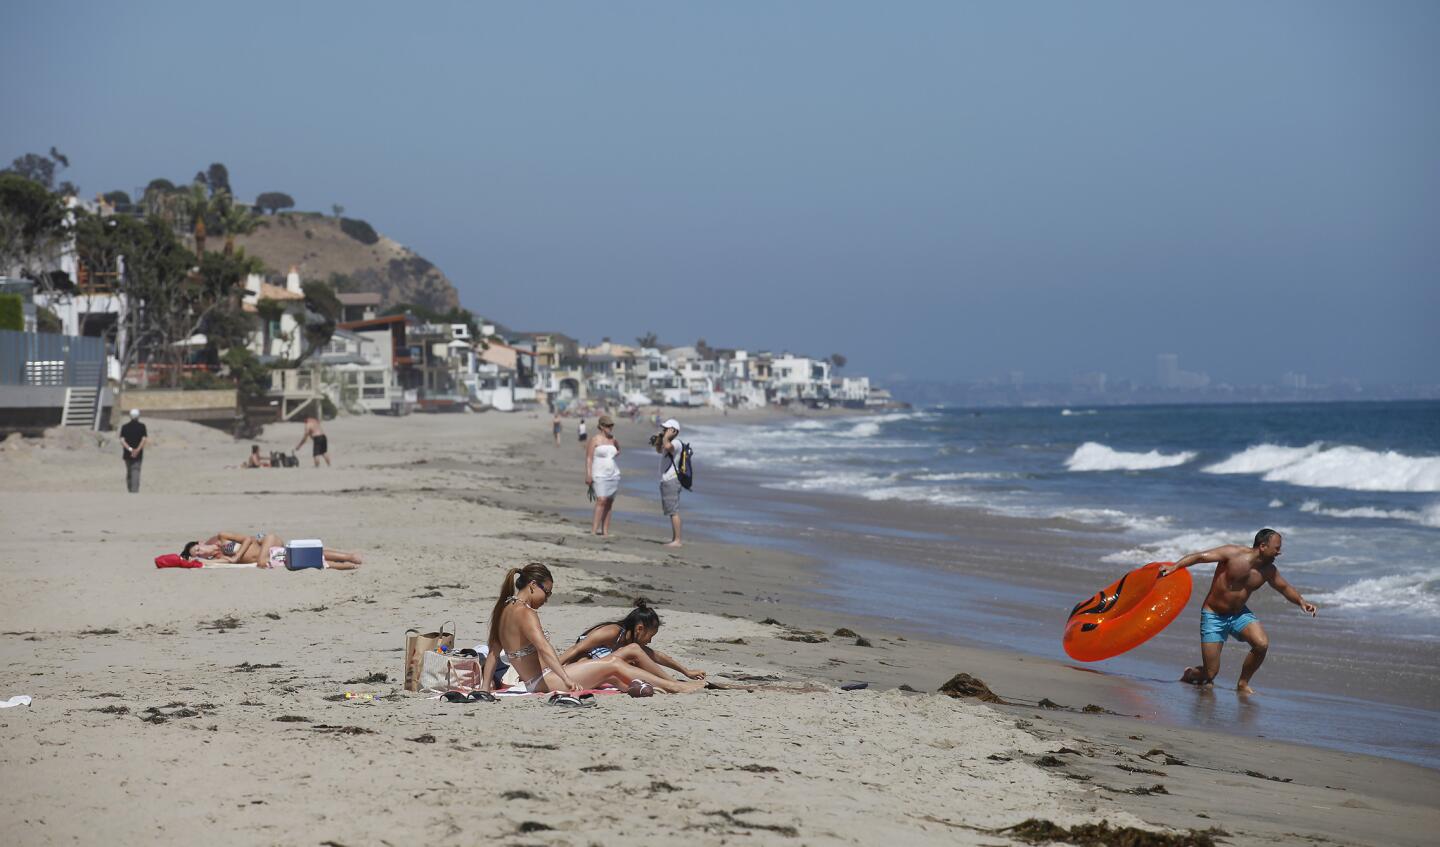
[1,406,1437,846]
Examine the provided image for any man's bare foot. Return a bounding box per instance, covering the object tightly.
[1236,682,1256,695]
[663,540,683,548]
[1180,666,1212,685]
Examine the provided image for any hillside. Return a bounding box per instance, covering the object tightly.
[225,213,460,311]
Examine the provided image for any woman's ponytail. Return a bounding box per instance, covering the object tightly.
[487,563,554,647]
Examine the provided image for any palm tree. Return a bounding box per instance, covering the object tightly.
[180,181,219,256]
[216,197,266,255]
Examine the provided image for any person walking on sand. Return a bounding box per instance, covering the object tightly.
[294,414,330,467]
[577,418,587,444]
[654,418,684,547]
[586,414,622,536]
[1161,529,1317,695]
[552,412,563,447]
[119,408,149,493]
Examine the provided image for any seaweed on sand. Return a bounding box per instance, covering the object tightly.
[994,819,1224,846]
[937,672,1006,704]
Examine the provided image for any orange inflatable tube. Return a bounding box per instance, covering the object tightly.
[1063,562,1192,662]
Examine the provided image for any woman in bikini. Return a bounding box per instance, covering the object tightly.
[478,564,704,695]
[180,533,363,570]
[558,599,705,683]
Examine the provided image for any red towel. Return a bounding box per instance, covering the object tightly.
[154,554,204,569]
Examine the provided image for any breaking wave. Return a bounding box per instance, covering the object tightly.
[1065,442,1196,472]
[1299,500,1440,528]
[1311,568,1440,619]
[1204,443,1440,493]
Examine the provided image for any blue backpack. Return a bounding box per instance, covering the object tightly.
[673,441,694,490]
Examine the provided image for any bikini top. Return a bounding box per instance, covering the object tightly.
[503,597,541,660]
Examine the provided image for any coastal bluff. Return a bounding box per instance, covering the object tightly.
[224,212,460,311]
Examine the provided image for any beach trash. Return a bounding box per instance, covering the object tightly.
[286,539,324,570]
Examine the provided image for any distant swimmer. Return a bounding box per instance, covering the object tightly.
[1161,529,1317,695]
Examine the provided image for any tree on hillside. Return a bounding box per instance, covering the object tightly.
[255,192,295,214]
[72,211,194,381]
[829,353,847,370]
[142,179,185,225]
[0,173,69,282]
[636,331,659,349]
[4,151,68,192]
[205,163,231,195]
[331,203,345,218]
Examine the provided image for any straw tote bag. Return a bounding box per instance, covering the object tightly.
[403,621,455,692]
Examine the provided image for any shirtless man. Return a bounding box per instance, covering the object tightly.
[294,415,330,467]
[1160,529,1317,694]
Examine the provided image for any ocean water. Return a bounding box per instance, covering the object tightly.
[684,401,1440,766]
[694,402,1440,634]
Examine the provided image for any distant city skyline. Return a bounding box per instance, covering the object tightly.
[3,1,1437,385]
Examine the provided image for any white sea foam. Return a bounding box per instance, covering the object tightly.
[1100,531,1236,566]
[1268,499,1286,508]
[1298,499,1440,528]
[1311,568,1440,618]
[859,485,980,508]
[838,421,882,439]
[1205,443,1440,493]
[912,471,1015,482]
[1065,442,1196,472]
[1060,408,1098,416]
[1051,508,1173,533]
[765,472,899,492]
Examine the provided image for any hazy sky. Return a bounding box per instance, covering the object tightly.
[4,1,1437,384]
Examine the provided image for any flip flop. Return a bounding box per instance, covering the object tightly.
[442,690,498,703]
[547,693,596,708]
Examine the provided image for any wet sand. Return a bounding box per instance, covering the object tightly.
[1,411,1436,846]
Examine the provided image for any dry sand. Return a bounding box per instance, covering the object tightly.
[1,411,1436,846]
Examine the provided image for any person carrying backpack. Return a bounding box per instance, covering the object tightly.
[651,418,691,547]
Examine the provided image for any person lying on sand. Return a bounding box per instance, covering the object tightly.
[558,599,706,683]
[1160,528,1316,695]
[479,564,704,695]
[180,533,363,570]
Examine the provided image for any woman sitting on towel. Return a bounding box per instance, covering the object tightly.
[180,533,363,570]
[479,564,704,695]
[558,599,705,682]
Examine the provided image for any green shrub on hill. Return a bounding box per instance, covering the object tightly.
[339,217,379,245]
[0,293,23,331]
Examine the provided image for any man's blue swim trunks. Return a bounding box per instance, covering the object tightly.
[1200,607,1259,643]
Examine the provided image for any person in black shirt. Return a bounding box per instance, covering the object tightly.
[119,409,149,493]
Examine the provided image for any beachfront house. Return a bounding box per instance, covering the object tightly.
[835,376,871,408]
[771,354,832,405]
[336,291,381,324]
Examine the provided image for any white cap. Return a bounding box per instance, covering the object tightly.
[662,418,680,432]
[129,409,140,419]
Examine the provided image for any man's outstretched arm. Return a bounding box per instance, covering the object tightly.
[1267,569,1318,616]
[1160,546,1239,577]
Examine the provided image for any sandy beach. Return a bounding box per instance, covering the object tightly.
[2,410,1437,846]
